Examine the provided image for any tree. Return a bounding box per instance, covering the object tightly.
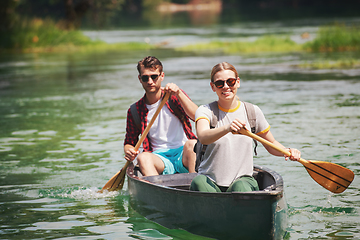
[6,0,127,30]
[0,0,19,31]
[64,0,91,29]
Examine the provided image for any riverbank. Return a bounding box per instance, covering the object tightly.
[1,19,359,70]
[2,41,152,54]
[176,24,360,54]
[297,59,360,69]
[176,35,303,54]
[0,18,152,54]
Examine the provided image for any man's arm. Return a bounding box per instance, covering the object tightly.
[124,107,142,161]
[163,83,198,121]
[177,89,198,121]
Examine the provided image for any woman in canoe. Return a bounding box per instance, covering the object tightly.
[190,62,301,192]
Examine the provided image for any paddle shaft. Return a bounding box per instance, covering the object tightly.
[238,128,292,156]
[101,93,170,191]
[238,128,309,164]
[134,93,170,151]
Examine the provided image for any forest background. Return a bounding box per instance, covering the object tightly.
[1,0,360,65]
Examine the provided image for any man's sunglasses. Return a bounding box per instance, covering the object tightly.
[141,74,160,82]
[213,78,237,88]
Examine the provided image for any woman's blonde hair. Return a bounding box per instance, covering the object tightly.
[210,62,238,82]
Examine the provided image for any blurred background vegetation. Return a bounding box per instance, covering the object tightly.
[1,0,360,53]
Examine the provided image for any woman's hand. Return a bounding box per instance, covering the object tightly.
[229,119,246,133]
[285,148,301,161]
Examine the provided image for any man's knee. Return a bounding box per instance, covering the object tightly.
[182,140,197,173]
[137,152,150,164]
[137,152,160,168]
[184,139,197,152]
[183,139,197,161]
[137,152,165,176]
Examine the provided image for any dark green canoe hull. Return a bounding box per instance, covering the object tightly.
[127,163,287,239]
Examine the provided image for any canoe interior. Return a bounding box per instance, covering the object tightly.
[126,163,287,240]
[132,165,279,192]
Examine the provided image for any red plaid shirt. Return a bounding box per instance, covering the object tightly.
[124,91,197,152]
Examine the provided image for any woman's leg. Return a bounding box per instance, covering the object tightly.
[190,174,222,192]
[227,176,259,192]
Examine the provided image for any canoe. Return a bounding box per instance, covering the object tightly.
[126,162,288,240]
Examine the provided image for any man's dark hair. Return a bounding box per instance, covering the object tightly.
[137,56,163,74]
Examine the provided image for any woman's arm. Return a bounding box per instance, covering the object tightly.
[258,130,301,161]
[196,119,229,145]
[196,118,246,145]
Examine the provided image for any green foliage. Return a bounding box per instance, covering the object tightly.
[143,0,169,9]
[177,35,301,53]
[0,18,151,52]
[9,18,96,49]
[14,0,126,27]
[335,94,360,107]
[298,59,360,69]
[177,23,360,55]
[304,24,360,52]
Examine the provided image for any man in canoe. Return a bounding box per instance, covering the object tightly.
[124,56,198,176]
[191,62,301,192]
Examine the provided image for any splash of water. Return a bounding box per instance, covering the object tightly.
[39,187,120,200]
[61,187,119,200]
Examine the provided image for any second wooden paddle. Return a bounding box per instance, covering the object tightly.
[237,127,354,194]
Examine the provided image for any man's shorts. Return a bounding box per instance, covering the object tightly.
[152,146,188,175]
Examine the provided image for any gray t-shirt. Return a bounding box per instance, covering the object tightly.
[195,101,270,187]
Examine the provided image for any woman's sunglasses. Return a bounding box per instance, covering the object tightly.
[141,74,160,82]
[213,78,237,88]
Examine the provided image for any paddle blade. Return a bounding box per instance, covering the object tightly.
[298,159,354,193]
[101,166,127,192]
[100,170,122,192]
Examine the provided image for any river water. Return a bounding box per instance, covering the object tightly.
[1,17,360,239]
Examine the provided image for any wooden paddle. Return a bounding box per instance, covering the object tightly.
[237,127,354,194]
[101,93,170,192]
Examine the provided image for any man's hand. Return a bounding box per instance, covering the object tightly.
[124,147,140,162]
[163,83,180,96]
